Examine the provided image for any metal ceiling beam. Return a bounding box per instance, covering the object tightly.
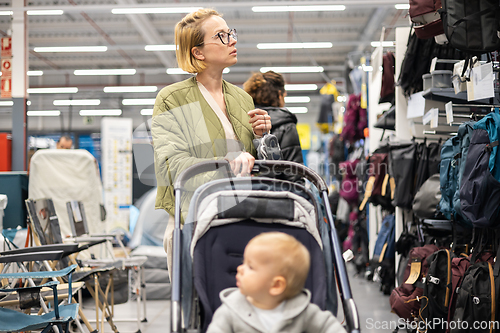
[114,0,181,81]
[354,7,390,52]
[12,1,404,12]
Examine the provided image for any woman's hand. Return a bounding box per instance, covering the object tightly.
[224,152,255,177]
[248,109,271,137]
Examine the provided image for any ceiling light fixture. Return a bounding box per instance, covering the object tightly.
[284,96,311,103]
[74,69,136,76]
[287,107,308,114]
[27,10,64,15]
[27,87,78,94]
[27,71,43,76]
[257,42,333,49]
[145,45,176,51]
[260,66,324,73]
[0,11,12,16]
[27,110,61,116]
[140,109,154,116]
[284,84,318,91]
[252,5,345,12]
[112,7,202,14]
[33,46,108,53]
[103,86,157,93]
[122,99,156,106]
[79,109,122,116]
[166,68,229,75]
[0,101,13,106]
[395,4,411,10]
[53,99,101,106]
[371,41,395,47]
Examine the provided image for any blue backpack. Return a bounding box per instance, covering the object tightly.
[451,121,476,228]
[460,109,500,227]
[438,136,461,221]
[373,214,396,261]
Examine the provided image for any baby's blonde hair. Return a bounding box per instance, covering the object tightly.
[248,232,311,299]
[174,8,221,73]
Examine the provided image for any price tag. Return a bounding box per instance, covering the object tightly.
[470,63,494,101]
[409,120,416,137]
[405,258,422,285]
[430,57,437,73]
[446,102,453,124]
[423,109,433,125]
[430,108,439,128]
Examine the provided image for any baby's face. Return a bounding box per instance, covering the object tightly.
[236,243,277,304]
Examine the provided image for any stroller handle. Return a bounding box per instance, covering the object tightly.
[174,159,328,192]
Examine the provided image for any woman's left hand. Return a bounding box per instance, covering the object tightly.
[248,109,271,137]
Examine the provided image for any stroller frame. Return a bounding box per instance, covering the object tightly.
[170,160,360,333]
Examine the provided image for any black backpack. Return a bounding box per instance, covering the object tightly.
[419,249,454,333]
[390,142,418,209]
[451,261,500,333]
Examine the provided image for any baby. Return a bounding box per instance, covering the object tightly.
[207,232,347,333]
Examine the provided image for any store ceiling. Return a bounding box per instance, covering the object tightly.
[0,0,409,132]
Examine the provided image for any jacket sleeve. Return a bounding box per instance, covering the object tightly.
[305,304,347,333]
[206,305,234,333]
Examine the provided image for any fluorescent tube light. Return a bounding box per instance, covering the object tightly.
[288,107,308,114]
[284,96,310,103]
[252,5,345,12]
[260,66,324,73]
[0,11,12,15]
[27,110,61,116]
[0,101,13,106]
[284,84,318,91]
[112,7,202,14]
[79,109,122,116]
[257,42,332,49]
[27,71,43,76]
[145,45,176,51]
[28,87,78,94]
[166,68,229,74]
[371,41,395,47]
[122,98,156,106]
[337,96,347,103]
[27,10,64,15]
[395,4,410,10]
[361,65,373,72]
[74,69,136,76]
[53,99,101,106]
[103,86,157,93]
[140,109,154,116]
[34,46,108,53]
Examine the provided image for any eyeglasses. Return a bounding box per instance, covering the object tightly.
[197,29,237,46]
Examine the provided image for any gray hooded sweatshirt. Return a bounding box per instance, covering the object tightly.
[207,288,347,333]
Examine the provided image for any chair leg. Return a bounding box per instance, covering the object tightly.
[84,278,119,333]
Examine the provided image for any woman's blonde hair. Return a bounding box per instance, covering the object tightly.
[175,8,221,73]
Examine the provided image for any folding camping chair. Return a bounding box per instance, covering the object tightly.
[0,249,79,333]
[66,200,148,329]
[25,198,122,333]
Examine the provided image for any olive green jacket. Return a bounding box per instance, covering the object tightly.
[152,77,257,220]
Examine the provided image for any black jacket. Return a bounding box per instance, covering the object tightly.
[259,106,304,164]
[258,106,304,183]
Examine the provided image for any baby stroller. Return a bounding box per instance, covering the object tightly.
[171,160,360,333]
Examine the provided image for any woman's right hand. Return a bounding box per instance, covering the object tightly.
[224,152,255,177]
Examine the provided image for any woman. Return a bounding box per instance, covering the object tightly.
[244,71,304,180]
[151,8,269,275]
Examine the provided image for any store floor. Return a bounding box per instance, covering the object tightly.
[79,263,399,333]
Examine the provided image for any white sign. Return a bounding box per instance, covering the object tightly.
[407,91,426,119]
[101,118,133,232]
[430,108,439,128]
[445,102,454,124]
[469,63,495,101]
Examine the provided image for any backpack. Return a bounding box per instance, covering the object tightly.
[359,151,393,211]
[460,110,500,228]
[409,0,445,39]
[389,244,440,320]
[390,142,418,209]
[412,173,442,219]
[451,260,500,333]
[339,159,360,206]
[341,94,366,144]
[419,249,453,333]
[446,255,470,328]
[371,214,396,295]
[379,52,395,104]
[329,134,345,179]
[451,121,476,228]
[441,0,500,55]
[415,141,442,194]
[438,135,461,221]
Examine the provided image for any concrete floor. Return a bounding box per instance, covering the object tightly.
[77,262,399,333]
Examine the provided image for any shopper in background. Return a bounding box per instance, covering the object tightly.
[152,8,270,277]
[56,135,72,149]
[243,71,303,165]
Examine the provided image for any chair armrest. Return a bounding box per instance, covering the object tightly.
[0,264,78,280]
[0,250,64,264]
